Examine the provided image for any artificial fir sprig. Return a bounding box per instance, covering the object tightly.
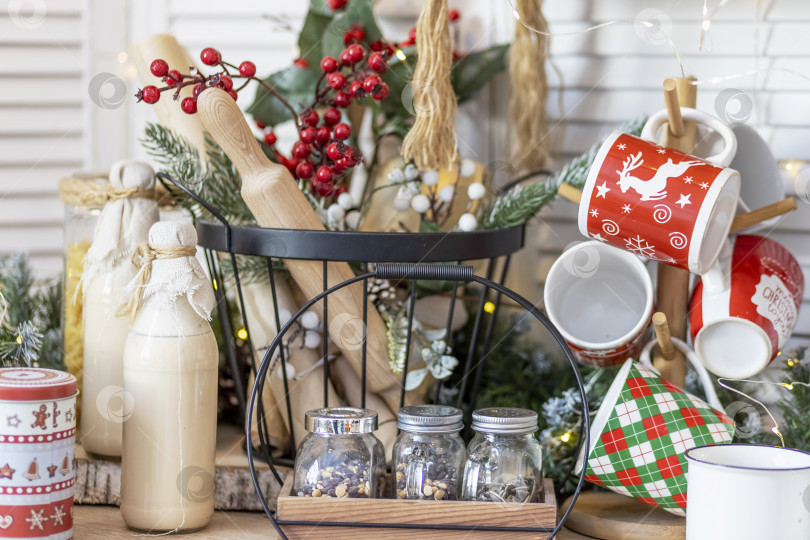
[0,253,63,369]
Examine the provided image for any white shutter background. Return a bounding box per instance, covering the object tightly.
[1,0,808,347]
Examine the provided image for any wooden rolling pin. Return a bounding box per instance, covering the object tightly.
[129,34,209,157]
[196,89,406,413]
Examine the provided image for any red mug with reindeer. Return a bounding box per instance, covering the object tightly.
[578,109,741,275]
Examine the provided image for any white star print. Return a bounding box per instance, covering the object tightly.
[676,194,692,208]
[657,148,666,154]
[26,509,47,531]
[699,182,709,190]
[6,415,20,428]
[591,233,606,242]
[668,257,677,264]
[622,204,632,214]
[683,176,693,184]
[50,505,65,526]
[596,181,611,198]
[617,143,626,150]
[590,209,599,217]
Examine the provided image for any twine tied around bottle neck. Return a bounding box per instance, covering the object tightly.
[117,243,197,322]
[58,177,156,207]
[400,0,459,172]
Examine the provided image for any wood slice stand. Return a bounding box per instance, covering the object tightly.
[276,473,557,539]
[561,492,685,540]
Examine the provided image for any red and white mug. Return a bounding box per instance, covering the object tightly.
[579,109,740,275]
[689,234,804,378]
[544,241,654,368]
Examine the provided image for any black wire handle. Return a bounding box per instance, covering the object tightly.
[246,264,590,540]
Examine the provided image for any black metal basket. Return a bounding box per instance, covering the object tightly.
[158,173,590,539]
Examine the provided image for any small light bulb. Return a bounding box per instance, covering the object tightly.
[772,426,781,435]
[16,335,22,345]
[212,279,218,291]
[561,431,572,443]
[237,327,248,340]
[782,383,794,390]
[787,359,796,367]
[395,50,407,61]
[483,301,495,314]
[785,163,794,171]
[702,19,711,31]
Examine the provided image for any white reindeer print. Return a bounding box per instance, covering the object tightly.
[616,152,704,201]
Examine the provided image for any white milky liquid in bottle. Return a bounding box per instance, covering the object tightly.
[81,260,137,457]
[120,293,218,532]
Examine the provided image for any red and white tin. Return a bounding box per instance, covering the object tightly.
[0,368,77,539]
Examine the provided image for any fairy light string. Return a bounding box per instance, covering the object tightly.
[508,0,810,90]
[716,350,810,449]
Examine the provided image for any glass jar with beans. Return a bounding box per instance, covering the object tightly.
[293,407,386,499]
[392,405,466,501]
[460,408,544,503]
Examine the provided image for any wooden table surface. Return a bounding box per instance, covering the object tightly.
[75,504,596,539]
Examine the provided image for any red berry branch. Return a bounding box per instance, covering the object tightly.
[136,40,394,204]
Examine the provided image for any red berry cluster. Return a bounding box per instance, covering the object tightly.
[135,47,259,114]
[259,37,394,200]
[327,0,348,10]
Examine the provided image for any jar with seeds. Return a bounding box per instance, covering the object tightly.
[294,407,386,499]
[461,408,543,503]
[392,405,465,500]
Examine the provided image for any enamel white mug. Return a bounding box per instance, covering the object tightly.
[685,444,810,540]
[544,241,653,368]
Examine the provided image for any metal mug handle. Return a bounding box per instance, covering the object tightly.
[640,337,725,413]
[641,107,738,167]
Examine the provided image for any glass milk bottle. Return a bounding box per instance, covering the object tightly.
[81,160,158,457]
[120,221,218,533]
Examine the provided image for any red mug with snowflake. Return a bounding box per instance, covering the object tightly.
[579,109,741,275]
[0,368,77,539]
[689,235,804,378]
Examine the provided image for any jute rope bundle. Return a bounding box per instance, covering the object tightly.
[400,0,459,171]
[59,177,155,207]
[509,0,551,171]
[117,243,197,322]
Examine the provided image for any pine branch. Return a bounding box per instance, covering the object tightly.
[483,116,647,230]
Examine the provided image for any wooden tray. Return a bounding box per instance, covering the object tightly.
[276,473,557,539]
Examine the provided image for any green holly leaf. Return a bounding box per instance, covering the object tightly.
[320,0,382,61]
[308,0,332,16]
[246,65,321,128]
[451,44,510,104]
[298,9,333,67]
[418,219,442,233]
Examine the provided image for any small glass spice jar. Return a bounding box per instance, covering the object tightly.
[392,405,465,500]
[461,407,543,503]
[294,407,385,499]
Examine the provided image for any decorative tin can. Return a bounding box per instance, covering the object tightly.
[0,368,77,539]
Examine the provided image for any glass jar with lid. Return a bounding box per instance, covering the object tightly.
[461,407,543,503]
[392,405,465,500]
[294,407,386,499]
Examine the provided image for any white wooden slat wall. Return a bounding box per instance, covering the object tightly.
[0,0,88,276]
[1,0,809,349]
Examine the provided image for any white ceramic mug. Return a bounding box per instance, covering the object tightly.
[731,124,785,232]
[685,444,810,539]
[544,241,653,368]
[641,107,738,167]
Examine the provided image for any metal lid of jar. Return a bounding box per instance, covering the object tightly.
[305,407,378,435]
[397,405,464,433]
[471,407,538,434]
[0,369,77,401]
